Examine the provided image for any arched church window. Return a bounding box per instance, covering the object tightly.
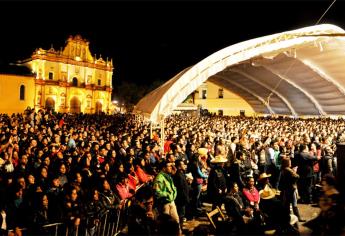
[72,77,78,87]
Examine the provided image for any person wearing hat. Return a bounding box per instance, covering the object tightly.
[185,173,193,183]
[259,185,298,234]
[259,185,277,200]
[197,147,208,157]
[257,173,272,191]
[207,155,228,211]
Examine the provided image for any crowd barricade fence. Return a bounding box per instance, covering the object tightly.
[7,205,130,236]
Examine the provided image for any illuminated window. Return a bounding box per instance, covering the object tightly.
[202,90,207,99]
[20,85,25,100]
[218,88,224,99]
[48,72,53,80]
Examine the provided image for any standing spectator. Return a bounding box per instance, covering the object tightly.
[153,160,179,225]
[173,159,189,223]
[30,193,51,235]
[64,187,83,235]
[297,144,318,204]
[47,176,64,222]
[189,149,208,216]
[280,158,305,222]
[320,145,335,177]
[229,151,246,190]
[67,132,78,152]
[57,163,68,188]
[85,189,106,236]
[267,141,281,189]
[6,184,26,236]
[207,155,228,210]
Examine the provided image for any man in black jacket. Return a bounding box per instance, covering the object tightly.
[296,144,318,204]
[207,155,228,210]
[173,159,190,223]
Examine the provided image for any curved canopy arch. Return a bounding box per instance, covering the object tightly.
[134,24,345,123]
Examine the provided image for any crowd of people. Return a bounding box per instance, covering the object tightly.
[0,109,344,235]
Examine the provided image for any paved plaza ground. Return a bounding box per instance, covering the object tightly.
[182,203,321,235]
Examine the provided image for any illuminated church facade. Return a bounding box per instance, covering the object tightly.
[0,35,113,114]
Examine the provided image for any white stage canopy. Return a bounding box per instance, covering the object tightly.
[134,24,345,123]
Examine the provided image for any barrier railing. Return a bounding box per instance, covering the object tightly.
[8,183,151,236]
[8,205,128,236]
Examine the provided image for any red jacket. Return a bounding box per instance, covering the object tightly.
[128,173,139,190]
[135,166,151,184]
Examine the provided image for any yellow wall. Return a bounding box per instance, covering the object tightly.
[194,81,255,116]
[0,74,35,114]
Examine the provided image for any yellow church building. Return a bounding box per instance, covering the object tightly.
[0,35,113,114]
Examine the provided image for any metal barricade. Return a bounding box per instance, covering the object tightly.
[7,191,141,236]
[42,222,64,236]
[8,222,64,236]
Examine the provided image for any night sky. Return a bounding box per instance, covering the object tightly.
[0,0,344,87]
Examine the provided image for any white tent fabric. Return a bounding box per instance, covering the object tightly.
[134,24,345,123]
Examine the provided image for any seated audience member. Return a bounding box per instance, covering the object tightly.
[259,185,298,235]
[134,158,153,184]
[242,177,260,210]
[224,182,252,233]
[256,172,272,191]
[115,173,135,201]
